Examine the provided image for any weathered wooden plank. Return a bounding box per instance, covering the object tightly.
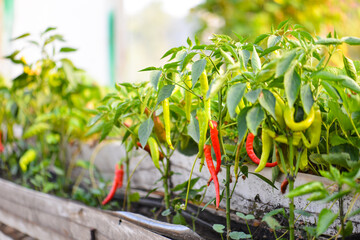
[0,178,168,240]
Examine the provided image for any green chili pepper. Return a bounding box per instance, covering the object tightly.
[299,148,308,171]
[148,136,161,169]
[284,105,315,131]
[197,108,208,171]
[163,98,174,150]
[272,92,286,128]
[301,108,322,149]
[254,128,273,173]
[199,71,211,120]
[220,48,235,65]
[286,181,325,198]
[184,75,192,123]
[263,128,302,146]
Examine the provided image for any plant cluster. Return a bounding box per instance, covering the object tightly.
[90,21,360,239]
[0,28,105,205]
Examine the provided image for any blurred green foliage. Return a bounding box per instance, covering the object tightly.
[192,0,360,42]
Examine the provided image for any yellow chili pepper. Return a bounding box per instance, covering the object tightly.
[284,105,315,131]
[163,98,174,150]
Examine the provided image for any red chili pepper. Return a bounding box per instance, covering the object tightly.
[207,120,221,185]
[0,131,4,153]
[281,178,289,194]
[102,164,124,205]
[245,133,277,167]
[137,142,164,160]
[204,144,220,209]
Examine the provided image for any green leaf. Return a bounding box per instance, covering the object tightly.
[259,90,276,119]
[342,36,360,45]
[254,34,269,44]
[237,107,249,142]
[138,118,154,148]
[181,52,197,71]
[139,66,159,72]
[300,84,314,114]
[348,207,360,218]
[188,113,200,143]
[260,46,281,57]
[100,121,113,141]
[245,88,261,103]
[294,209,312,217]
[229,231,252,239]
[316,209,338,237]
[60,47,77,53]
[328,101,353,131]
[251,46,261,72]
[340,76,360,93]
[249,172,278,190]
[12,33,31,41]
[41,27,57,35]
[157,85,175,105]
[321,81,340,100]
[263,216,281,230]
[86,121,105,136]
[161,209,171,216]
[150,70,162,91]
[315,38,343,45]
[172,177,199,192]
[191,59,207,88]
[277,19,290,30]
[129,192,140,202]
[322,153,351,169]
[246,105,264,135]
[172,212,187,225]
[236,212,255,220]
[343,221,353,237]
[275,50,297,78]
[213,224,225,234]
[267,35,281,48]
[227,83,246,118]
[284,67,301,108]
[264,208,286,218]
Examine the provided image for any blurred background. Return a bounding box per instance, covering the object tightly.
[1,0,359,86]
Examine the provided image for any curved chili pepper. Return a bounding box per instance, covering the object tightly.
[197,108,208,171]
[102,164,124,205]
[207,120,221,185]
[204,144,220,209]
[136,142,164,160]
[263,128,302,146]
[163,98,174,149]
[184,75,193,123]
[284,105,315,131]
[19,149,37,172]
[301,108,322,149]
[281,178,289,194]
[254,129,273,172]
[246,132,277,168]
[273,92,286,129]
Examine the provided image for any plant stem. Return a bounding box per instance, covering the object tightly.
[163,157,171,222]
[288,137,295,240]
[126,152,131,211]
[226,164,231,240]
[339,185,345,240]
